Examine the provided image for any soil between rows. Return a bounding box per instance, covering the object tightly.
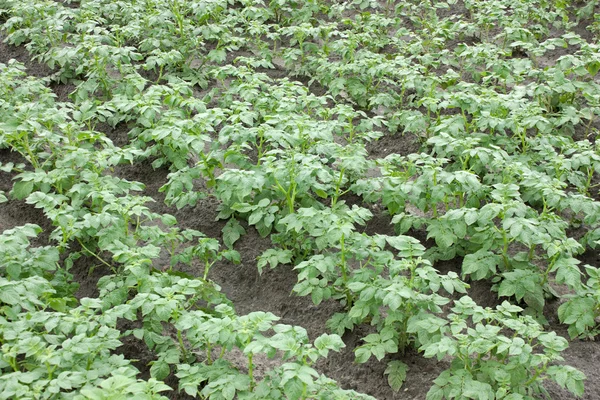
[1,19,600,400]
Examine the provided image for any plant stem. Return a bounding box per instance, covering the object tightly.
[248,354,255,389]
[178,330,188,360]
[9,357,18,372]
[77,239,115,272]
[332,168,345,207]
[206,343,213,365]
[203,261,211,280]
[340,234,352,307]
[524,365,545,386]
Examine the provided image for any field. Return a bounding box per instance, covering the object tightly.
[2,0,600,399]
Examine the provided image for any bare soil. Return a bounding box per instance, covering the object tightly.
[2,18,600,400]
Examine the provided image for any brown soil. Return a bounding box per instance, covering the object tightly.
[2,14,600,400]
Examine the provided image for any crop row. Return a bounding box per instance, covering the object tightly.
[1,0,598,398]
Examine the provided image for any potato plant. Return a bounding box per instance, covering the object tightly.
[1,0,599,398]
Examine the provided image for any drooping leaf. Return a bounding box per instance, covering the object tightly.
[385,361,408,392]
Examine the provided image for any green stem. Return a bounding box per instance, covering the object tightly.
[206,343,213,365]
[199,152,216,187]
[156,65,164,83]
[290,182,297,214]
[256,134,265,166]
[541,255,558,286]
[248,354,255,389]
[22,133,39,169]
[124,216,130,237]
[431,170,439,217]
[9,357,18,372]
[585,168,594,195]
[203,261,213,280]
[585,115,595,136]
[301,383,308,399]
[502,231,510,269]
[331,168,345,207]
[340,234,352,308]
[178,330,188,360]
[528,245,536,261]
[524,365,545,386]
[46,362,55,380]
[77,239,115,272]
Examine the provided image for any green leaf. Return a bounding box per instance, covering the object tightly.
[0,288,20,305]
[48,298,67,312]
[385,361,408,392]
[80,388,104,400]
[427,384,445,400]
[150,360,170,380]
[314,334,345,356]
[223,250,241,264]
[427,221,456,249]
[552,257,582,289]
[464,210,478,226]
[314,189,328,198]
[257,249,292,274]
[248,209,264,225]
[161,214,178,226]
[386,235,426,257]
[355,347,371,364]
[222,218,245,249]
[372,344,386,360]
[558,297,596,338]
[547,365,586,397]
[0,162,14,172]
[12,181,34,200]
[498,269,544,311]
[222,383,235,400]
[6,264,21,280]
[347,282,367,292]
[383,291,403,311]
[311,287,324,305]
[586,60,600,77]
[283,378,303,400]
[462,250,500,280]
